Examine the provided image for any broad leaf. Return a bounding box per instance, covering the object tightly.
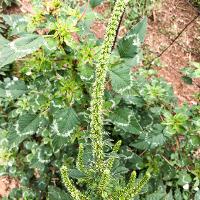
[0,79,27,99]
[2,15,28,35]
[0,34,44,68]
[51,108,79,137]
[48,186,72,200]
[118,17,147,58]
[109,54,142,94]
[15,113,48,136]
[108,108,142,134]
[131,124,166,150]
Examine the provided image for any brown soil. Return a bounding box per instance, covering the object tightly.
[0,176,19,198]
[145,0,200,104]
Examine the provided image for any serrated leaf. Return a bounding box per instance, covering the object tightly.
[51,108,79,137]
[0,34,44,68]
[131,124,166,150]
[0,79,27,99]
[108,108,142,134]
[2,15,28,35]
[15,113,48,136]
[109,65,131,93]
[109,54,141,93]
[48,186,72,200]
[118,17,147,58]
[52,136,67,153]
[69,169,86,179]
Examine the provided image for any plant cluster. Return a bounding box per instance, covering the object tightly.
[0,0,199,199]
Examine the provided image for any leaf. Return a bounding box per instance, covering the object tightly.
[52,135,68,153]
[37,145,53,164]
[0,35,9,46]
[194,190,200,200]
[146,190,166,200]
[0,34,44,68]
[166,190,174,200]
[131,124,166,150]
[90,0,104,8]
[181,76,193,85]
[174,188,182,200]
[0,79,27,99]
[51,108,79,137]
[109,53,142,94]
[69,169,86,179]
[113,166,129,176]
[2,15,28,35]
[15,113,48,136]
[48,186,72,200]
[109,64,131,93]
[118,17,147,58]
[108,108,142,134]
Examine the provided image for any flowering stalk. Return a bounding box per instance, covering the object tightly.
[60,1,151,199]
[90,0,129,171]
[60,166,89,200]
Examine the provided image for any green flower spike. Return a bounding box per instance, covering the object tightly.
[107,140,122,170]
[125,171,151,199]
[90,0,129,171]
[60,166,89,200]
[76,143,85,172]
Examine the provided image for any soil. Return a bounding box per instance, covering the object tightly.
[0,0,199,198]
[0,177,19,198]
[145,0,200,104]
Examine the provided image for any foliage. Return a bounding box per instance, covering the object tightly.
[191,0,200,8]
[0,0,199,199]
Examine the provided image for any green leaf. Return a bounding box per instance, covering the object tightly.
[194,190,200,200]
[0,34,44,68]
[69,169,86,179]
[131,124,166,150]
[146,190,166,200]
[90,0,104,8]
[117,17,147,58]
[177,172,192,186]
[48,186,72,200]
[52,136,68,153]
[109,53,142,94]
[174,188,182,200]
[2,15,28,35]
[0,35,9,46]
[15,113,48,136]
[181,76,193,85]
[0,79,27,99]
[108,108,142,134]
[51,108,79,137]
[109,64,131,93]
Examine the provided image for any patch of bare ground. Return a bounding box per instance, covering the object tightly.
[0,176,19,198]
[145,0,200,104]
